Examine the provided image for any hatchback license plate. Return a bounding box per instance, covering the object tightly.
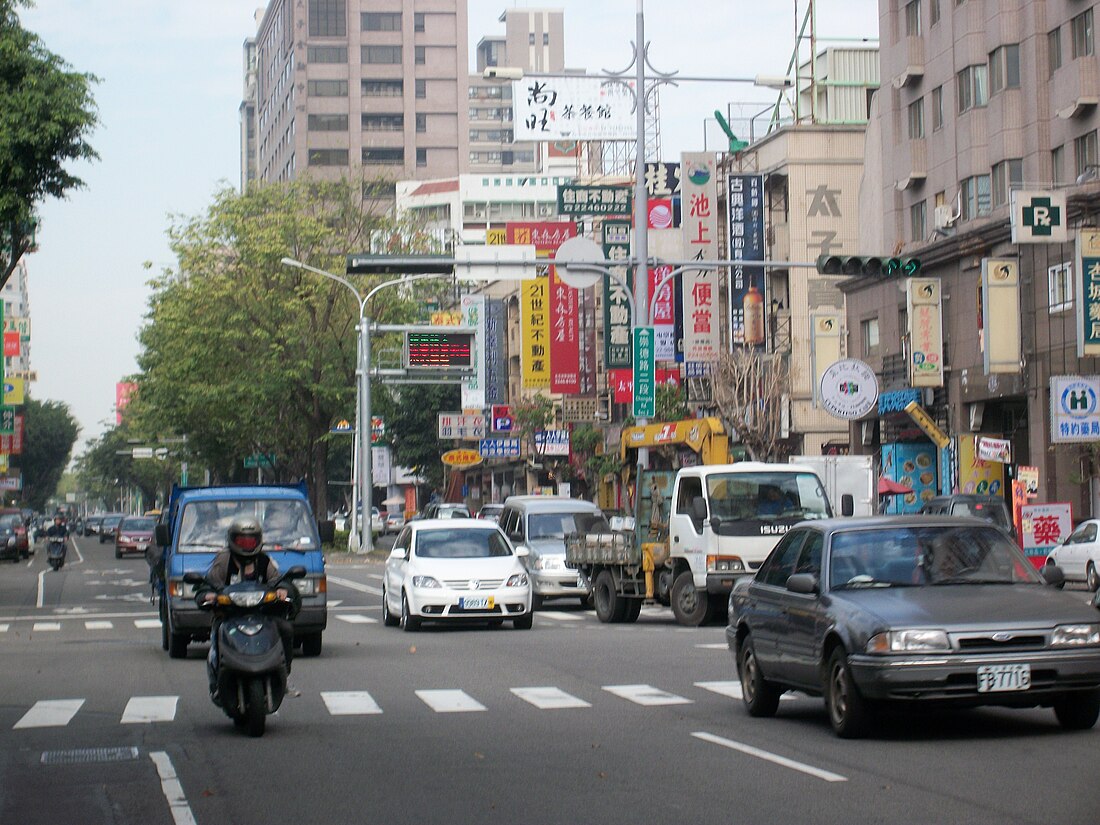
[977,664,1031,693]
[459,596,493,610]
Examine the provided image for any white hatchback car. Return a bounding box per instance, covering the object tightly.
[1047,518,1100,591]
[383,520,532,630]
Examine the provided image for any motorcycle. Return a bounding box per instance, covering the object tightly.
[184,567,304,738]
[47,537,67,571]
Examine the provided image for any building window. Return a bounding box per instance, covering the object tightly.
[308,148,349,166]
[362,147,404,166]
[362,113,403,131]
[415,46,426,65]
[308,0,346,37]
[1075,131,1099,179]
[363,46,401,64]
[1049,262,1074,313]
[907,98,925,139]
[416,148,427,167]
[991,158,1023,207]
[362,79,403,97]
[960,174,992,219]
[904,0,921,36]
[1072,8,1094,59]
[363,180,394,201]
[989,44,1020,93]
[361,12,400,31]
[931,85,944,130]
[1052,144,1065,183]
[307,79,347,97]
[528,33,535,45]
[469,151,480,164]
[861,318,880,355]
[415,79,426,99]
[414,13,425,32]
[307,46,347,64]
[930,0,940,26]
[1049,27,1063,76]
[957,64,988,112]
[308,113,348,131]
[910,200,926,241]
[415,113,426,133]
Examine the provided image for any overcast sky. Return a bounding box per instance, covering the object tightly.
[18,0,878,455]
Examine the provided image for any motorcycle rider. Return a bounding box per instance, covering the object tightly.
[197,517,295,702]
[45,515,68,566]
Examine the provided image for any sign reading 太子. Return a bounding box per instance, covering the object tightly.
[1011,190,1068,244]
[512,76,636,141]
[819,359,879,420]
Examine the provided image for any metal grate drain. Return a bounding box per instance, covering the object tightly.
[41,746,140,765]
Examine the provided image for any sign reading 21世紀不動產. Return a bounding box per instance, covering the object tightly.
[512,77,636,141]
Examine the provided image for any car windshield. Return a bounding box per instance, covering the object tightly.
[177,499,318,551]
[0,515,19,530]
[414,528,512,558]
[951,500,1011,529]
[829,525,1042,589]
[120,517,155,532]
[706,472,832,521]
[528,511,609,540]
[102,515,123,528]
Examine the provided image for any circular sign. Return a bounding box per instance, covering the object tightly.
[441,449,483,468]
[819,359,879,420]
[552,236,605,289]
[1059,380,1098,418]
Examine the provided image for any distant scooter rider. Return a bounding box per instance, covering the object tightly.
[45,515,69,542]
[197,517,294,700]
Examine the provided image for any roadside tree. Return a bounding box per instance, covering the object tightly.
[709,349,792,462]
[20,398,79,511]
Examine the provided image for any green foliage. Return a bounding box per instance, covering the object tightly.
[654,382,688,422]
[372,382,459,492]
[511,393,554,457]
[75,420,183,511]
[570,424,622,485]
[20,398,79,510]
[0,0,99,286]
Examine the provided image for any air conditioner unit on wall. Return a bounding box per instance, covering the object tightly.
[934,205,952,229]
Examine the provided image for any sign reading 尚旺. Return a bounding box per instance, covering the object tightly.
[512,76,635,141]
[819,359,879,420]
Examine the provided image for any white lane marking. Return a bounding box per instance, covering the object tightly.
[511,687,591,709]
[122,696,178,724]
[134,619,162,629]
[367,573,383,581]
[536,611,584,622]
[329,600,343,607]
[692,732,848,783]
[85,620,114,630]
[0,610,157,624]
[327,575,383,596]
[36,568,46,609]
[0,624,8,632]
[695,643,728,649]
[603,684,692,706]
[69,537,84,565]
[695,680,797,702]
[335,614,377,625]
[32,622,61,632]
[150,751,198,825]
[321,691,383,715]
[14,699,84,729]
[416,689,487,713]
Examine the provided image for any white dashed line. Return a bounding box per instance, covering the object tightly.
[692,731,848,782]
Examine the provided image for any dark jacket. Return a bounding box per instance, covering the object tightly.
[46,523,68,539]
[201,549,281,592]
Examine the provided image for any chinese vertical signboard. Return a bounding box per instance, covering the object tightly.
[633,327,656,418]
[549,265,580,394]
[981,258,1021,374]
[485,299,507,405]
[906,278,944,387]
[512,76,636,141]
[680,152,720,363]
[648,229,680,361]
[726,174,766,347]
[459,295,486,409]
[602,219,633,369]
[1076,229,1100,357]
[1050,375,1100,443]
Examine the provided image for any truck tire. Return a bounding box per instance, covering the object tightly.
[593,570,627,623]
[655,569,673,607]
[622,598,642,623]
[671,571,709,626]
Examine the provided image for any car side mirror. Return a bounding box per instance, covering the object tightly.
[388,547,407,561]
[786,573,819,594]
[514,546,530,558]
[1040,564,1065,588]
[155,524,170,547]
[841,494,854,517]
[183,571,205,586]
[284,565,307,580]
[691,497,708,522]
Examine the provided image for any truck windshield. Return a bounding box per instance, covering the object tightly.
[178,500,318,551]
[705,472,831,521]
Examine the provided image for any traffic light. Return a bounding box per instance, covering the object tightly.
[816,255,921,278]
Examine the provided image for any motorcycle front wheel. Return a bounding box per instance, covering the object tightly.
[244,678,266,737]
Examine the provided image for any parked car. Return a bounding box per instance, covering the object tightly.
[1047,518,1100,591]
[115,515,156,559]
[98,513,127,544]
[477,503,504,522]
[370,507,384,535]
[382,519,531,630]
[0,513,23,562]
[417,502,472,520]
[384,511,406,533]
[727,516,1100,738]
[919,494,1014,536]
[0,508,29,558]
[497,496,607,609]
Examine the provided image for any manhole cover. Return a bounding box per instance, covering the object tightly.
[41,746,140,765]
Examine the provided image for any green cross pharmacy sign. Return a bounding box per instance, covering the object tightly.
[1011,190,1068,244]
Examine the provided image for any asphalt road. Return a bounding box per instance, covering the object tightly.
[1,534,1098,824]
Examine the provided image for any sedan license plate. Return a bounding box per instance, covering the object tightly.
[137,543,148,551]
[977,664,1031,693]
[458,596,494,610]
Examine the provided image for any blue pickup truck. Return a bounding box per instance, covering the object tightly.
[151,482,328,659]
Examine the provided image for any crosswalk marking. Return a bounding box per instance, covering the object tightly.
[536,611,584,622]
[321,691,383,715]
[603,684,692,706]
[14,699,85,729]
[328,600,343,607]
[85,620,114,630]
[416,689,486,713]
[134,619,162,629]
[511,687,591,709]
[695,643,728,649]
[0,624,8,632]
[695,680,795,702]
[335,614,377,625]
[32,622,61,632]
[121,696,178,724]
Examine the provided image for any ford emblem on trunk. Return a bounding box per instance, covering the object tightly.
[991,632,1015,642]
